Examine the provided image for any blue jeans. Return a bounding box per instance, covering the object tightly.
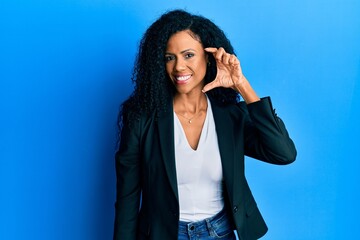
[178,209,236,240]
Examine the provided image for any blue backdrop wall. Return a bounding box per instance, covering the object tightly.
[1,0,359,239]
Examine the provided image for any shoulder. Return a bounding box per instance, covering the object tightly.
[209,97,248,118]
[212,97,275,115]
[209,97,276,125]
[208,99,249,130]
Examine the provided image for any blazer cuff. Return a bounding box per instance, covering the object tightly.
[246,96,274,114]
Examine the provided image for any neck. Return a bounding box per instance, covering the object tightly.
[173,91,207,114]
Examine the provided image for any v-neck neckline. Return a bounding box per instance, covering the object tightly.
[174,97,210,152]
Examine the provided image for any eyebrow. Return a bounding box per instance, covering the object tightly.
[165,48,196,55]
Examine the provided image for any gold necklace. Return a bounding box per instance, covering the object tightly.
[175,111,202,124]
[173,96,208,124]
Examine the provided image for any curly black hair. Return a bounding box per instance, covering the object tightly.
[119,9,240,129]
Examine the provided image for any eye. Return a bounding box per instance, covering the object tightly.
[165,55,175,62]
[185,53,194,59]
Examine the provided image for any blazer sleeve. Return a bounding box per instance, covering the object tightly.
[240,96,297,164]
[113,119,142,240]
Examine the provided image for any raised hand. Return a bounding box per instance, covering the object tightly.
[203,47,260,104]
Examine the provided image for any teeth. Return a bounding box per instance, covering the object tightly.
[176,75,191,81]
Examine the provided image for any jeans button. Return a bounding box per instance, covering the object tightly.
[190,225,195,230]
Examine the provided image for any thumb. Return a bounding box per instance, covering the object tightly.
[202,80,220,93]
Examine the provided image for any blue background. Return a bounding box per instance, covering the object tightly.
[1,0,359,239]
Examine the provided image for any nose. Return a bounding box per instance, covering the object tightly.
[174,58,186,72]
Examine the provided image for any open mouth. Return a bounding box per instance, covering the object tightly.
[174,74,192,84]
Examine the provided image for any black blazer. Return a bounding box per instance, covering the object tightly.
[114,96,296,240]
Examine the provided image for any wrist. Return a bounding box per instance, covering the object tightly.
[233,76,260,104]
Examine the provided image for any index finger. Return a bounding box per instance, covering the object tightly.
[204,47,218,53]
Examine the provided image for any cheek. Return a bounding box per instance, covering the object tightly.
[197,60,207,75]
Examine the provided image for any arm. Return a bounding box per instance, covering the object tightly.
[113,119,142,240]
[240,97,297,164]
[203,47,296,164]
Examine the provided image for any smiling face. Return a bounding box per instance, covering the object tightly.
[165,30,208,95]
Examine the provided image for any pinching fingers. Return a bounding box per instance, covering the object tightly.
[204,47,225,62]
[205,47,233,65]
[222,53,231,65]
[229,54,239,65]
[214,47,225,62]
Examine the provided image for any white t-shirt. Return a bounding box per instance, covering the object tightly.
[174,96,224,222]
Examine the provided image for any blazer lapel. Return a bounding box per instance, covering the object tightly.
[157,101,179,201]
[211,100,235,204]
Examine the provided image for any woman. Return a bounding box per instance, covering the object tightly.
[114,9,296,240]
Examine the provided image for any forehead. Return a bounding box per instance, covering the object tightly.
[166,30,203,52]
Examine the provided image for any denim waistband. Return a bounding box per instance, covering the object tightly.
[178,208,232,236]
